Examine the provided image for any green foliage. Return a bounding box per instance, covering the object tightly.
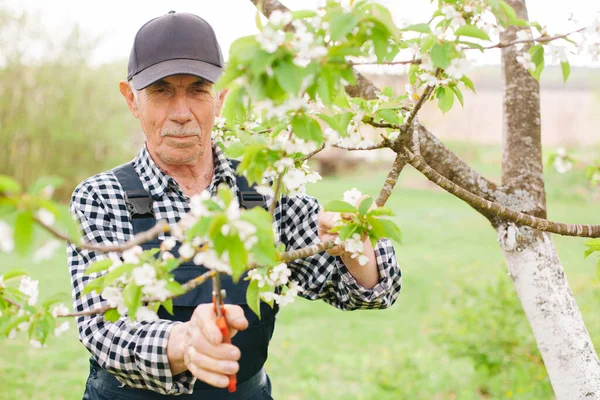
[431,267,548,387]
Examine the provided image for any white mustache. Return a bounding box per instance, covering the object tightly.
[161,128,201,137]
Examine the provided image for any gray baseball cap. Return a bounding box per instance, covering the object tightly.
[127,11,224,90]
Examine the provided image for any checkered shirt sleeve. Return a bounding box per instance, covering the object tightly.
[68,177,196,395]
[278,194,402,310]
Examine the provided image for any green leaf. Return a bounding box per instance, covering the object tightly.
[437,87,455,113]
[358,197,374,215]
[0,314,29,336]
[317,66,336,106]
[27,176,64,197]
[1,269,28,280]
[162,298,174,315]
[56,205,82,243]
[246,279,261,319]
[366,216,386,239]
[430,43,452,68]
[102,263,136,286]
[165,280,186,296]
[368,207,395,217]
[454,25,491,41]
[123,282,142,319]
[221,85,247,124]
[218,185,233,207]
[82,276,105,296]
[274,60,305,94]
[371,27,392,62]
[323,200,357,213]
[104,308,121,322]
[0,175,21,195]
[461,76,476,93]
[379,219,402,244]
[561,61,571,83]
[339,223,359,241]
[228,236,248,283]
[292,10,318,19]
[450,85,464,107]
[290,114,324,143]
[85,259,114,274]
[329,13,360,41]
[14,211,34,256]
[376,109,402,126]
[401,23,431,33]
[529,44,545,80]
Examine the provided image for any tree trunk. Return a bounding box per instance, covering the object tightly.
[498,1,600,398]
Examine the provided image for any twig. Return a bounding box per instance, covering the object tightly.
[34,215,169,253]
[279,240,336,263]
[375,153,408,207]
[482,27,585,50]
[269,172,284,216]
[404,83,436,134]
[302,144,326,161]
[348,58,422,66]
[406,149,600,238]
[332,141,389,151]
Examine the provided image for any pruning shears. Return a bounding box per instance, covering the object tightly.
[212,273,237,393]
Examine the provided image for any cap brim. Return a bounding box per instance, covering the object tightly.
[131,59,223,90]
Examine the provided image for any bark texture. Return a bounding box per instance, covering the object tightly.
[499,1,600,398]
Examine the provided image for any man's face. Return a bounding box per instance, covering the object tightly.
[120,74,225,167]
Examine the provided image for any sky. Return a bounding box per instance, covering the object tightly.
[5,0,600,67]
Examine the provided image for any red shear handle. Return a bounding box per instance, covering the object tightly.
[213,303,237,393]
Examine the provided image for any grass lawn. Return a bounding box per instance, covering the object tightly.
[1,142,599,399]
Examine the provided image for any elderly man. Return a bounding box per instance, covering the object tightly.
[69,11,401,400]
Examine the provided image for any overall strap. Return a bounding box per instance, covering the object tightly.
[112,162,156,234]
[230,159,267,210]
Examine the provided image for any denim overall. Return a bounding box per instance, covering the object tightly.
[82,161,278,399]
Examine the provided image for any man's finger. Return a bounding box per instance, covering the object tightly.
[186,360,230,389]
[188,323,241,361]
[222,304,248,336]
[192,304,222,345]
[186,346,239,376]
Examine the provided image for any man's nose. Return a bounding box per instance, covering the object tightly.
[169,94,193,124]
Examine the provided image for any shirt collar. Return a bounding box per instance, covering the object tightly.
[132,143,237,200]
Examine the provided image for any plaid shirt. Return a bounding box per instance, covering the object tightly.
[68,144,401,395]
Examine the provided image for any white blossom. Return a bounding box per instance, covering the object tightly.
[255,185,275,198]
[0,220,14,253]
[160,237,177,252]
[19,276,39,306]
[123,246,143,264]
[51,304,69,318]
[101,287,127,314]
[516,52,536,70]
[190,191,211,217]
[343,188,362,205]
[54,321,70,337]
[445,58,472,80]
[547,43,568,63]
[8,329,16,340]
[142,279,172,302]
[33,239,61,263]
[179,243,196,260]
[136,306,159,322]
[132,264,156,286]
[268,10,292,27]
[36,208,55,226]
[274,157,294,173]
[441,4,466,30]
[257,26,286,53]
[0,274,4,288]
[40,185,55,199]
[29,339,45,348]
[193,249,232,274]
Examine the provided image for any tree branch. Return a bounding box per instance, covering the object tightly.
[483,27,585,50]
[375,153,408,207]
[34,215,168,253]
[406,149,600,238]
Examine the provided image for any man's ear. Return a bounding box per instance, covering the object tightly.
[215,88,229,116]
[119,80,140,119]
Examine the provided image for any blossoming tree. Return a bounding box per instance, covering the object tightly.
[1,0,600,398]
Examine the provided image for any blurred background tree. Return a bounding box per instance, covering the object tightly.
[0,6,139,200]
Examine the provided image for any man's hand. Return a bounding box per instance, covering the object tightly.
[317,196,380,289]
[167,303,248,388]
